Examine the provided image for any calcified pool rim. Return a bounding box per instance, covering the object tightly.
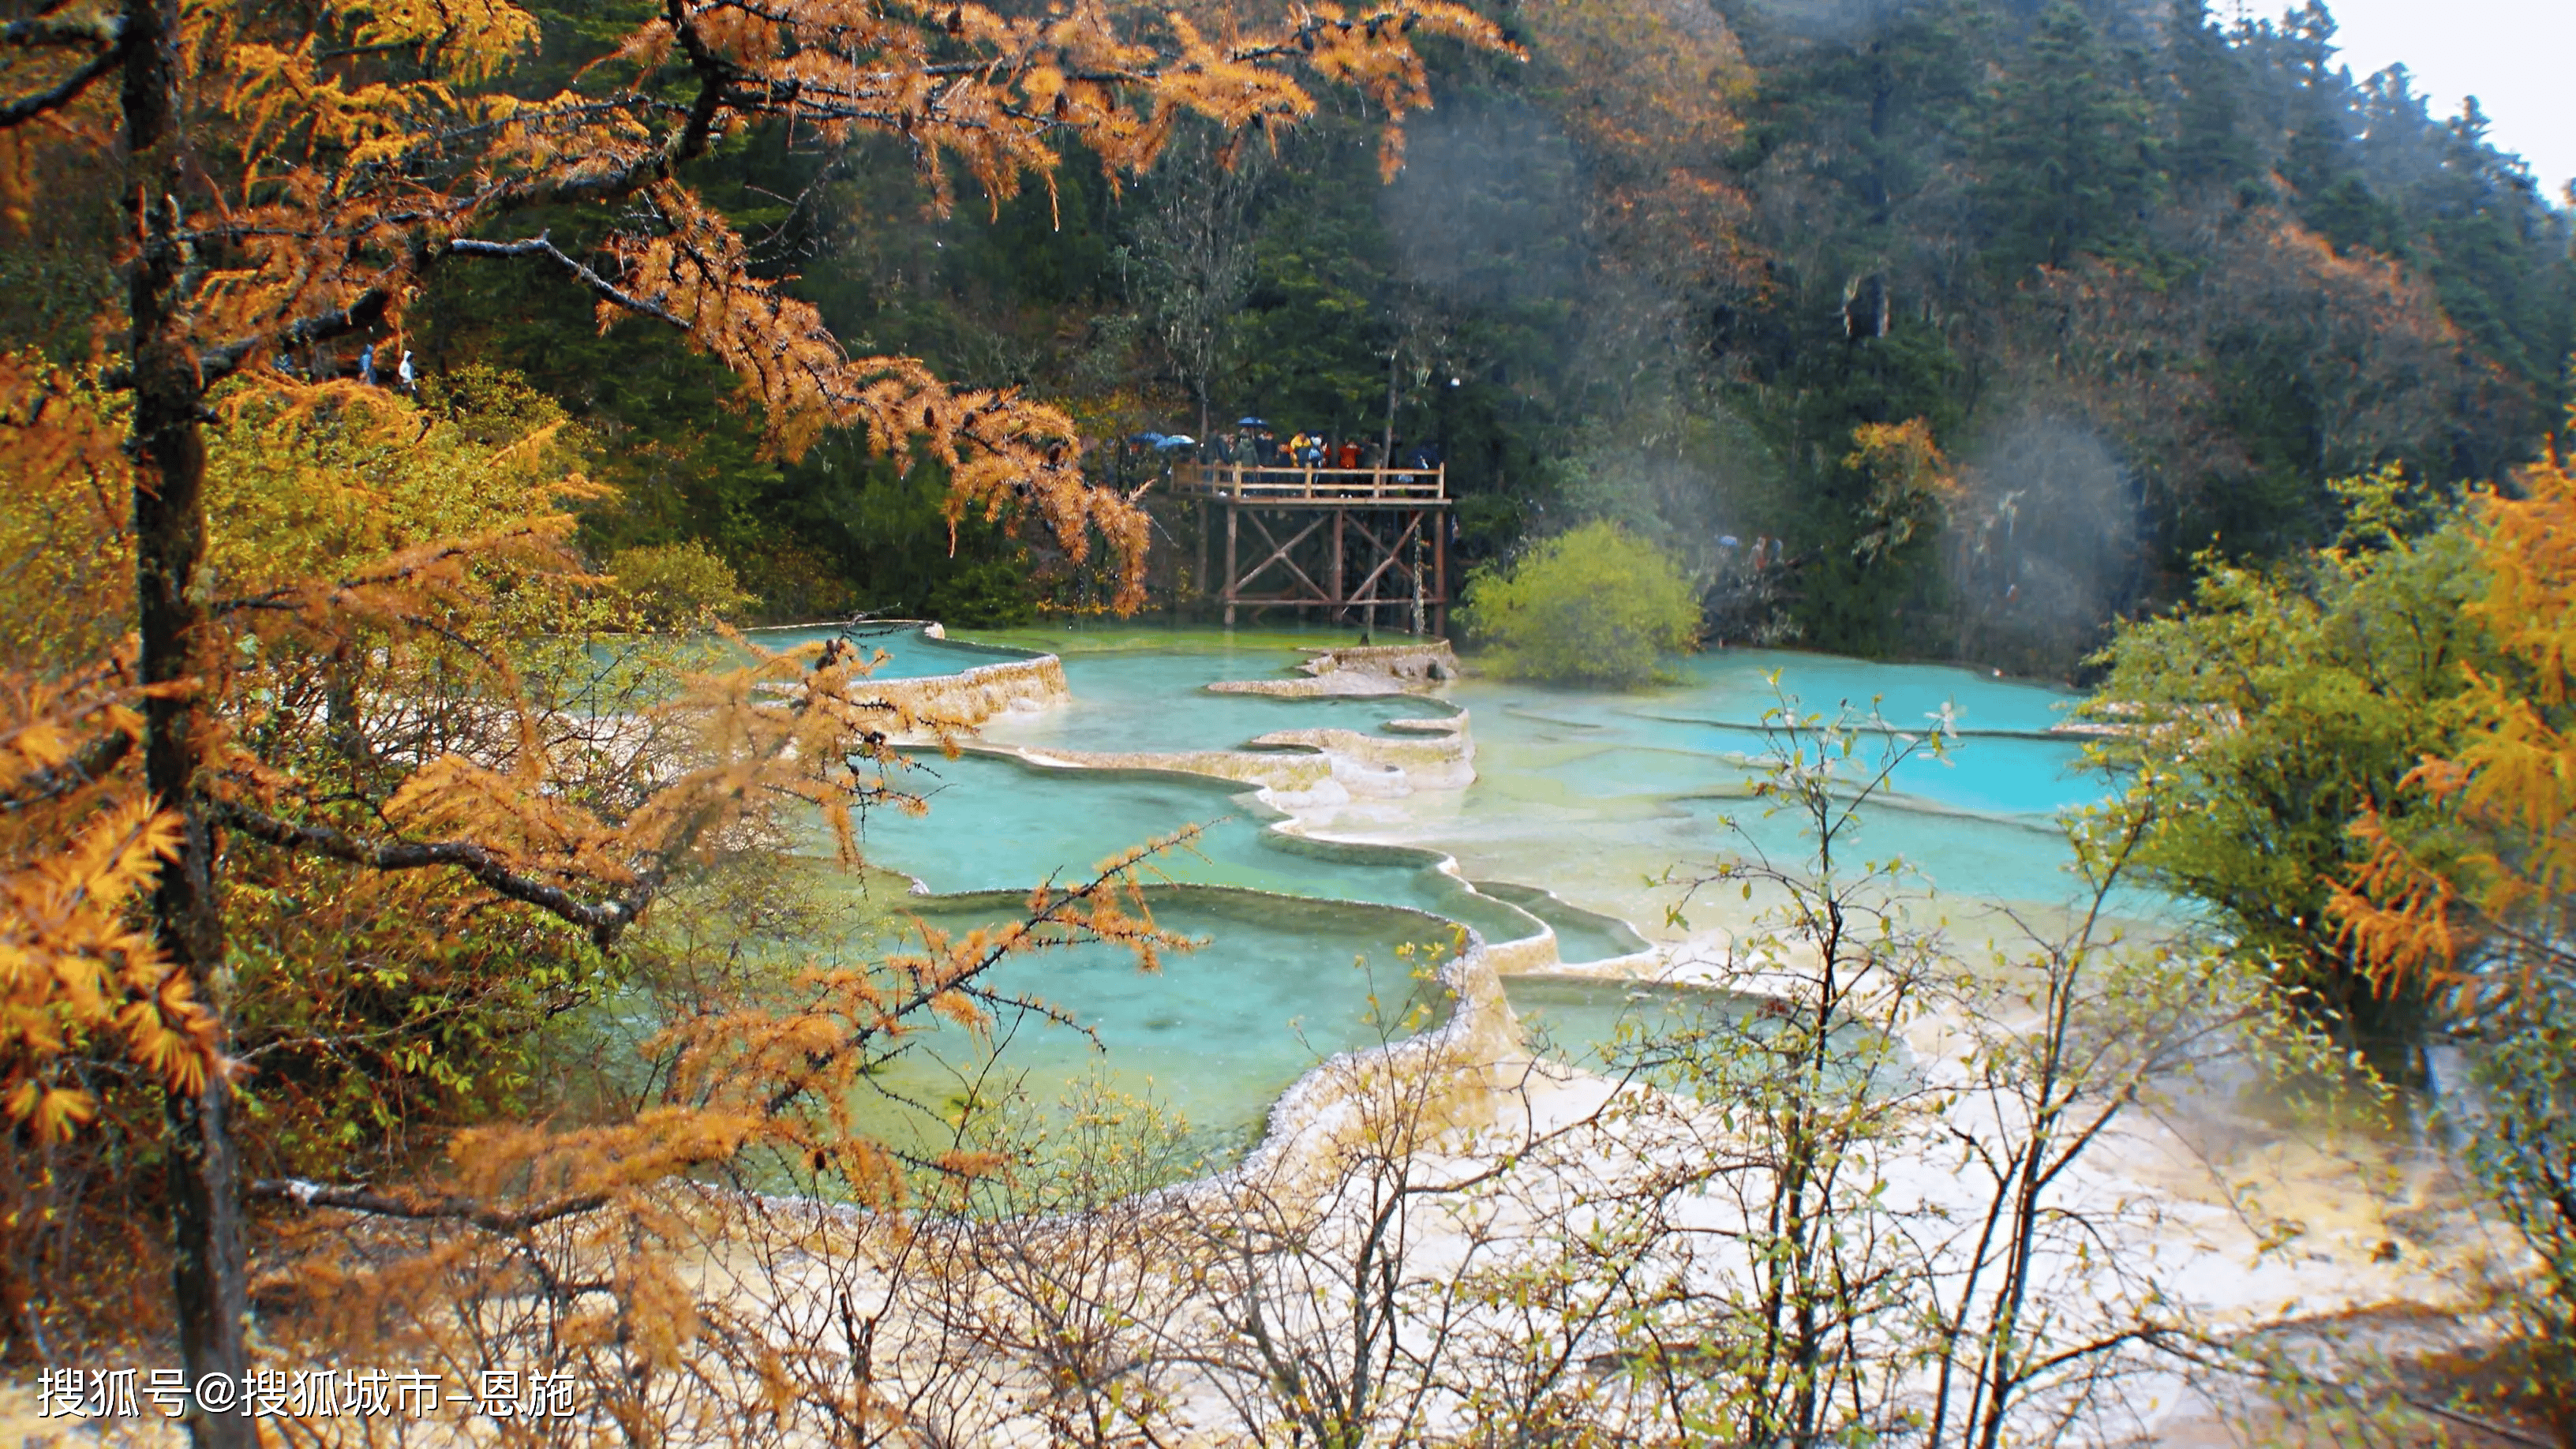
[772,620,2126,1177]
[731,621,1560,1169]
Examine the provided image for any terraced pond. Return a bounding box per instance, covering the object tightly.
[756,623,2131,1161]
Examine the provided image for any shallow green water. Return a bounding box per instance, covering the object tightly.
[1309,645,2143,938]
[1471,882,1649,965]
[990,654,1452,754]
[852,752,1537,947]
[1501,975,1908,1095]
[844,887,1455,1159]
[979,631,1457,753]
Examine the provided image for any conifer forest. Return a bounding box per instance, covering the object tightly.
[2,0,2574,1440]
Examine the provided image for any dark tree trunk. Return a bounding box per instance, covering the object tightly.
[124,0,256,1441]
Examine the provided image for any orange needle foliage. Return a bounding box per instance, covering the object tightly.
[2,0,1509,1394]
[12,0,1511,608]
[0,692,218,1141]
[2330,403,2576,1009]
[0,0,1509,1125]
[0,361,219,1140]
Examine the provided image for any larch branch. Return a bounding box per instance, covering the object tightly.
[0,728,133,811]
[210,799,642,948]
[107,288,402,391]
[193,291,399,386]
[248,1178,612,1234]
[0,27,127,128]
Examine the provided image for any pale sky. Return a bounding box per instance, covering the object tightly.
[2301,0,2576,202]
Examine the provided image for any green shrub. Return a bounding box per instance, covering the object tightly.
[923,556,1036,627]
[608,540,753,628]
[2080,475,2492,1048]
[1460,520,1701,686]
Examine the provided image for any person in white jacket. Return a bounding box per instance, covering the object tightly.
[396,350,415,394]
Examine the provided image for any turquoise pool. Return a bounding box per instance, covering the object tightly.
[841,886,1458,1162]
[758,624,2132,1152]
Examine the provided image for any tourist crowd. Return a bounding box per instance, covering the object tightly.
[1143,418,1443,475]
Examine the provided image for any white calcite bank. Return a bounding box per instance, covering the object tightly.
[867,623,2503,1445]
[847,651,1071,730]
[987,641,1475,804]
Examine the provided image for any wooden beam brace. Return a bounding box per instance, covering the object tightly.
[1345,511,1424,603]
[1236,511,1330,601]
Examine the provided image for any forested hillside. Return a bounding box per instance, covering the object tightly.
[10,0,2576,1430]
[6,0,2568,672]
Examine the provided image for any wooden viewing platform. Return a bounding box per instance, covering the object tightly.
[1170,462,1448,504]
[1170,461,1450,633]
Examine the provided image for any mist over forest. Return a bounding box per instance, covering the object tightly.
[29,0,2549,675]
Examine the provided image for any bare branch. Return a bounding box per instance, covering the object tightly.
[0,25,126,128]
[446,233,687,328]
[0,9,119,47]
[249,1178,611,1234]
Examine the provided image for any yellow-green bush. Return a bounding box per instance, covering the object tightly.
[609,539,754,628]
[1460,520,1701,686]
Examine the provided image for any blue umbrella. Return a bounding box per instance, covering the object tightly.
[1237,416,1267,427]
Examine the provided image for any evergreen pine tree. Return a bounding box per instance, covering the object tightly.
[1974,2,2162,271]
[2166,0,2258,198]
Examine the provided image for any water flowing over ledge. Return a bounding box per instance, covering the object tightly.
[847,651,1073,728]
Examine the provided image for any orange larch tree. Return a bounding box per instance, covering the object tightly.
[2330,406,2576,1423]
[2331,408,2576,1006]
[0,0,1509,1436]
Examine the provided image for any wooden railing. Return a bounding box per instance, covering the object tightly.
[1170,461,1447,503]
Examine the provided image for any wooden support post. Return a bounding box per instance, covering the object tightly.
[1408,509,1425,636]
[1223,504,1239,629]
[1196,496,1210,612]
[1432,504,1447,638]
[1331,509,1345,624]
